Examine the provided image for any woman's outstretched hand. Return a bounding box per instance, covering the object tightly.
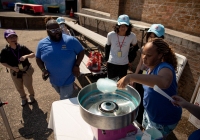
[117,75,131,89]
[171,95,188,108]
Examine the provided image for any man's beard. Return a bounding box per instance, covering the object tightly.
[49,33,62,42]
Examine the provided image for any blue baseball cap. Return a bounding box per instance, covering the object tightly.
[56,17,65,24]
[4,29,17,38]
[117,14,130,26]
[147,24,165,37]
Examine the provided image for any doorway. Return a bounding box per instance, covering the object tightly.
[0,0,2,9]
[65,0,77,15]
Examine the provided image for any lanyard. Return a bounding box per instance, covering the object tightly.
[10,46,20,63]
[117,35,126,51]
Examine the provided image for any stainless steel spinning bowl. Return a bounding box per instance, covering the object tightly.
[78,83,141,130]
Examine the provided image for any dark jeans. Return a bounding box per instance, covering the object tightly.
[107,62,128,79]
[135,70,144,124]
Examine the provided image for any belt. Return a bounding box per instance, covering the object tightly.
[23,64,30,72]
[11,64,31,74]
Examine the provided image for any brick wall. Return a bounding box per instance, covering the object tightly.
[109,0,120,19]
[82,0,200,37]
[124,0,200,37]
[168,40,200,100]
[82,0,110,13]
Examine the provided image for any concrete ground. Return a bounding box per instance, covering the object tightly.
[0,25,198,140]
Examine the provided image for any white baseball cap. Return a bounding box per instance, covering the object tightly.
[117,14,130,26]
[147,24,165,37]
[56,17,65,24]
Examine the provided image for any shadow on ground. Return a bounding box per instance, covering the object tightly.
[17,101,52,140]
[167,132,178,140]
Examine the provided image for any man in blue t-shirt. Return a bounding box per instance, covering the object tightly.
[36,18,84,100]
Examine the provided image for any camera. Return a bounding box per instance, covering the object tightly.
[12,72,16,76]
[17,71,23,78]
[12,71,23,78]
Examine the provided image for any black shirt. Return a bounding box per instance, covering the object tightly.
[0,44,33,67]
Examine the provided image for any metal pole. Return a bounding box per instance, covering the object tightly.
[96,20,100,33]
[83,17,85,27]
[141,29,144,48]
[25,17,28,29]
[0,99,14,140]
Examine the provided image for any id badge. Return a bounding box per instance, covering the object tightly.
[18,63,23,70]
[117,51,122,57]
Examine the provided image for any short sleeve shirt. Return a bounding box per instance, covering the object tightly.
[106,31,137,65]
[36,34,84,86]
[0,45,33,67]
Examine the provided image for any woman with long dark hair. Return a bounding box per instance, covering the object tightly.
[104,14,138,79]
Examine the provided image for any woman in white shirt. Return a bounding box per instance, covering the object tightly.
[104,14,138,79]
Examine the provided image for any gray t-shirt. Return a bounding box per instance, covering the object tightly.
[106,31,137,65]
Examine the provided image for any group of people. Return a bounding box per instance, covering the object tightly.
[104,14,199,139]
[0,16,84,105]
[0,14,199,139]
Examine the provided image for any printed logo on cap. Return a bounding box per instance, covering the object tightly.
[7,29,13,33]
[154,25,161,31]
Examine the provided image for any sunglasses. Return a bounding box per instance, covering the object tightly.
[48,28,61,34]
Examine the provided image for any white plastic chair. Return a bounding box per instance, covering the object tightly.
[175,53,187,82]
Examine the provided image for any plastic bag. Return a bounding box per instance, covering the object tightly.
[86,51,102,72]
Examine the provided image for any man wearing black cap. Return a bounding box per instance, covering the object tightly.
[36,17,84,100]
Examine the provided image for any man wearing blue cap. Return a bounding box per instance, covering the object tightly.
[104,14,138,79]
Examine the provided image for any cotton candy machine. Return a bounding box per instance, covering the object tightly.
[78,83,141,140]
